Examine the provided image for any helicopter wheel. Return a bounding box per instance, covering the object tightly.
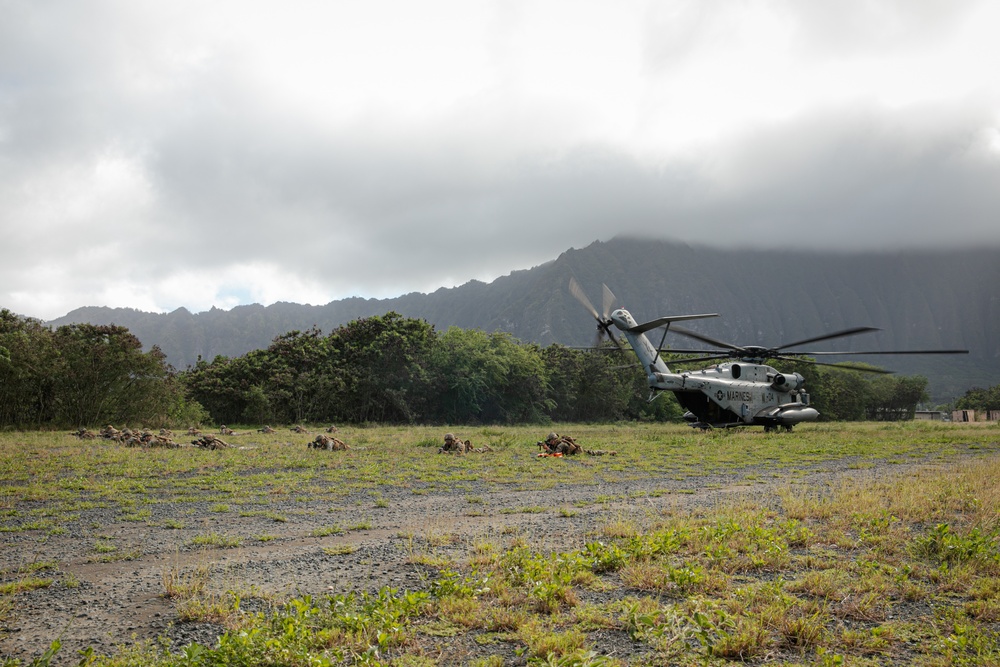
[764,425,775,433]
[782,425,794,432]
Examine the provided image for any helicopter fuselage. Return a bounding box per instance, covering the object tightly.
[610,307,819,430]
[652,362,818,430]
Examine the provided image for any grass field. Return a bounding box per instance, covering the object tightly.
[1,421,999,666]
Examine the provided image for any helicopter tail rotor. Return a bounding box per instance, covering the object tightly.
[569,277,622,349]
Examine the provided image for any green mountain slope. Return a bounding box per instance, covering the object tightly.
[47,238,999,402]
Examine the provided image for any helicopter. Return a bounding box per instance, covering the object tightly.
[569,278,969,431]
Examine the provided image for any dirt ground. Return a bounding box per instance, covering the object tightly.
[0,452,962,665]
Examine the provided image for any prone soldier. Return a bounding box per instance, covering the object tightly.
[538,432,582,455]
[439,432,472,454]
[308,434,349,451]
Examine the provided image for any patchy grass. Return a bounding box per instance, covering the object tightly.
[3,422,1000,665]
[188,532,241,548]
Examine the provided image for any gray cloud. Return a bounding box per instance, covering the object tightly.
[2,1,998,320]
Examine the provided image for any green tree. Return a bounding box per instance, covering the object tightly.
[543,345,640,422]
[863,375,929,421]
[0,310,59,427]
[810,367,870,421]
[955,385,1000,412]
[328,313,436,423]
[430,328,552,424]
[52,324,175,426]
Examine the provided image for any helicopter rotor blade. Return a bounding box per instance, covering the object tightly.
[601,284,617,320]
[788,349,970,356]
[610,362,641,370]
[628,313,720,334]
[771,355,894,374]
[606,329,626,351]
[663,354,732,365]
[776,327,880,351]
[669,326,746,353]
[568,277,599,320]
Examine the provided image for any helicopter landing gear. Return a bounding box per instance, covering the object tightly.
[764,424,793,433]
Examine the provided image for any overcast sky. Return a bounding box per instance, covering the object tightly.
[3,0,999,321]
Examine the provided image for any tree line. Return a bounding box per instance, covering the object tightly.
[0,309,193,429]
[1,309,946,429]
[953,385,1000,413]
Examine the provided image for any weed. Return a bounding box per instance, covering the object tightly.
[188,532,241,548]
[323,544,357,556]
[162,563,211,600]
[0,577,53,595]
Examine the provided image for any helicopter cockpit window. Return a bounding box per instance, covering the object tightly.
[731,364,741,379]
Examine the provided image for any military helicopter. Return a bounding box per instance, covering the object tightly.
[569,278,968,431]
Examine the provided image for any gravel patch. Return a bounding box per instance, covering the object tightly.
[0,451,981,664]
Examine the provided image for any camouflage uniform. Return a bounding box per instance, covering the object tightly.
[193,434,230,450]
[439,433,471,454]
[539,432,581,455]
[309,434,349,451]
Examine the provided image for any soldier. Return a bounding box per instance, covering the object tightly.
[151,434,178,448]
[193,434,230,450]
[258,425,276,434]
[309,434,349,451]
[290,425,309,434]
[220,425,235,436]
[539,432,581,455]
[439,432,471,454]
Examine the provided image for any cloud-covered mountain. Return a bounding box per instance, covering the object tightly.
[49,237,998,402]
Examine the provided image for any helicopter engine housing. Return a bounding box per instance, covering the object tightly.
[771,372,804,392]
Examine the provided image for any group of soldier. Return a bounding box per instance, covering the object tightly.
[72,424,615,457]
[438,431,616,457]
[71,425,180,448]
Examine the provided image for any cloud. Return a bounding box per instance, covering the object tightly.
[1,0,999,321]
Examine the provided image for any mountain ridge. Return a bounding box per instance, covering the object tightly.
[47,237,999,402]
